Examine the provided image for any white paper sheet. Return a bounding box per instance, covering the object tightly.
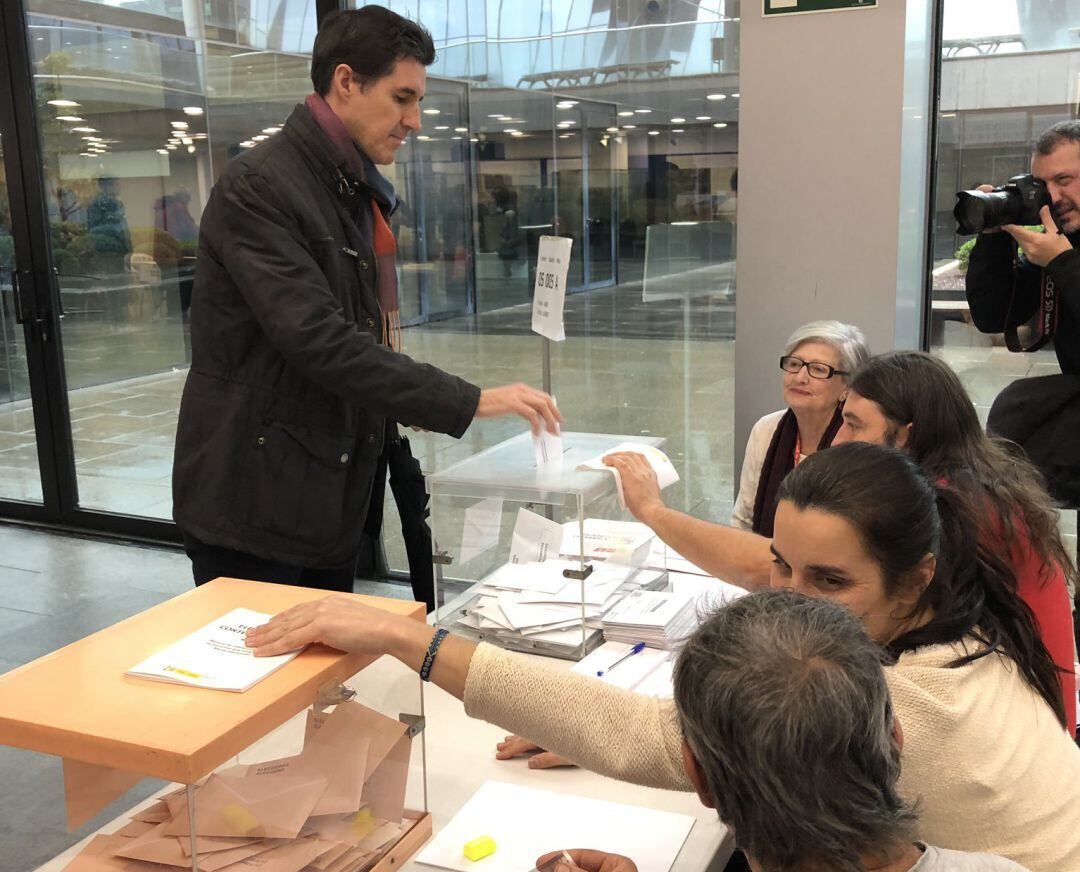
[669,572,748,617]
[509,508,565,565]
[459,498,503,564]
[415,781,694,872]
[571,641,673,692]
[481,561,572,596]
[531,236,572,342]
[578,443,679,507]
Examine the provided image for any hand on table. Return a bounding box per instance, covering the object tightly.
[602,452,665,523]
[495,735,574,769]
[535,849,639,872]
[475,383,563,436]
[1004,205,1074,267]
[245,594,405,657]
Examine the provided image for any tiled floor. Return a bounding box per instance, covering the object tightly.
[0,523,412,872]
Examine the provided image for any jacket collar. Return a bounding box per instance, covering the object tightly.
[281,102,399,215]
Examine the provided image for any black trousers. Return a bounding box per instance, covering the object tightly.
[183,533,358,593]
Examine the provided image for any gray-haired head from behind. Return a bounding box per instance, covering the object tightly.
[673,589,915,872]
[783,320,870,382]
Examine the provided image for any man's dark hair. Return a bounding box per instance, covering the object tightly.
[674,589,914,872]
[310,6,436,96]
[1036,120,1080,156]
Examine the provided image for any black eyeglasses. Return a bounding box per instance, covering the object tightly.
[780,355,848,380]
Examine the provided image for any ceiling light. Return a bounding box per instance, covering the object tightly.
[559,134,571,139]
[606,126,619,133]
[55,115,83,122]
[422,108,440,115]
[79,152,93,157]
[672,128,684,133]
[166,144,178,149]
[733,93,740,98]
[622,124,637,129]
[470,137,479,142]
[82,135,101,141]
[648,130,660,136]
[187,145,196,153]
[434,125,450,130]
[239,141,255,148]
[183,106,204,115]
[618,111,634,117]
[262,127,280,134]
[487,114,503,118]
[181,136,194,145]
[503,128,519,134]
[510,131,524,137]
[455,126,468,132]
[170,121,189,129]
[696,116,711,121]
[417,135,431,141]
[251,135,266,142]
[156,149,168,154]
[71,126,97,133]
[192,133,208,139]
[556,100,578,109]
[713,122,728,128]
[452,136,462,140]
[671,117,685,123]
[47,99,80,108]
[635,109,652,114]
[706,94,726,101]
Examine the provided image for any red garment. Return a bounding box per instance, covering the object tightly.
[1003,521,1076,737]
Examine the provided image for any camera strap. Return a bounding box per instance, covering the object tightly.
[1004,253,1058,353]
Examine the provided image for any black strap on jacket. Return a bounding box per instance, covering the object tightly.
[1004,248,1059,353]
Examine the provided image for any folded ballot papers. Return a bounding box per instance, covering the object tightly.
[577,443,679,508]
[601,589,697,649]
[61,700,418,872]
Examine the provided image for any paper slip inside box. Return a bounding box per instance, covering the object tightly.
[645,539,711,576]
[560,519,655,565]
[577,442,679,507]
[125,607,302,692]
[415,780,694,872]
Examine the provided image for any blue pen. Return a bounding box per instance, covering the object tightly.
[597,641,646,677]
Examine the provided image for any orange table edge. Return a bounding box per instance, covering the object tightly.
[0,577,425,784]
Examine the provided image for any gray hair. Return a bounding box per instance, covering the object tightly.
[673,590,916,872]
[1036,120,1080,156]
[782,320,870,381]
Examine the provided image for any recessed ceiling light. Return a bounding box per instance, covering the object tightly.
[71,126,97,133]
[732,93,740,98]
[606,126,619,133]
[251,135,266,142]
[618,111,634,117]
[47,99,80,108]
[422,108,440,115]
[455,126,468,132]
[417,135,431,141]
[713,122,728,128]
[434,125,450,130]
[55,115,83,122]
[156,149,168,154]
[262,127,280,134]
[648,130,660,136]
[696,116,711,121]
[470,137,479,142]
[187,145,196,153]
[671,117,685,123]
[487,114,503,118]
[183,106,204,115]
[452,136,462,140]
[706,94,726,101]
[170,121,189,129]
[181,137,194,145]
[622,124,637,129]
[79,152,93,157]
[82,135,102,141]
[556,100,578,109]
[672,128,685,133]
[635,109,652,114]
[166,144,178,149]
[239,141,255,148]
[510,131,524,137]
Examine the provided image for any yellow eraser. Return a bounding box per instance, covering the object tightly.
[463,835,497,861]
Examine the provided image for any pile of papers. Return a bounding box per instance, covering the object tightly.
[62,701,416,872]
[601,589,697,650]
[457,558,666,653]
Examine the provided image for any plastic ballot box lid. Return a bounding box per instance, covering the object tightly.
[425,431,664,504]
[0,577,423,784]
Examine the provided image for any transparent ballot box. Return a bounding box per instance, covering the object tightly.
[427,432,670,661]
[0,578,431,872]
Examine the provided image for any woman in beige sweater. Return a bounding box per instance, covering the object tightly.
[248,443,1080,870]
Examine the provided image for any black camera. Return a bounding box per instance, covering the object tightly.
[954,174,1053,235]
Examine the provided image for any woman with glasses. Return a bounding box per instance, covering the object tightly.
[730,320,870,535]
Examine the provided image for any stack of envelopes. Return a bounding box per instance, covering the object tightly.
[458,558,666,651]
[61,701,416,872]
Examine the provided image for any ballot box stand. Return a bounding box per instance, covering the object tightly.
[427,432,669,662]
[0,578,432,872]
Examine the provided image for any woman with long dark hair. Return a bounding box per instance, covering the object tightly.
[839,351,1076,735]
[248,443,1080,869]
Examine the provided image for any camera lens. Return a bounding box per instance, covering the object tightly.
[953,189,1020,235]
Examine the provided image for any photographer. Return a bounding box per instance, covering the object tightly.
[965,121,1080,374]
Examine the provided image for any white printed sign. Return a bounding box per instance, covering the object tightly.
[531,235,572,342]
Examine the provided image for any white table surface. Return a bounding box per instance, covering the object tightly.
[37,652,733,872]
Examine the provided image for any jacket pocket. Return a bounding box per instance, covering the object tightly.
[234,421,356,551]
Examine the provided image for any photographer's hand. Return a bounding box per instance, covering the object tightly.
[1003,206,1074,267]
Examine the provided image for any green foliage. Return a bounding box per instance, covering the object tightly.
[954,226,1042,272]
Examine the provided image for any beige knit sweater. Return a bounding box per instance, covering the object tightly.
[463,640,1080,871]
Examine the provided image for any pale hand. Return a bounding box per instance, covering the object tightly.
[535,849,639,872]
[602,452,665,522]
[245,595,404,657]
[495,735,575,770]
[1003,205,1074,267]
[475,383,564,436]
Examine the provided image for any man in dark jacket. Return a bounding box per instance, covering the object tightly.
[174,7,560,590]
[965,120,1080,375]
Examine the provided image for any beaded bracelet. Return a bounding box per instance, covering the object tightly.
[420,628,450,682]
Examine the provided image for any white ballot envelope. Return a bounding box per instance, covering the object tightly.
[578,442,679,507]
